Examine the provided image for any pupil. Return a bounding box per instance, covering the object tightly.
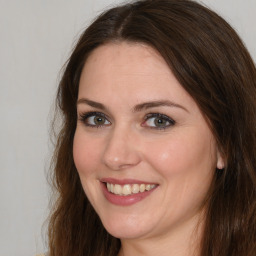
[94,116,104,125]
[155,118,166,126]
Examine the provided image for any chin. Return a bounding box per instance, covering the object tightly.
[99,211,156,240]
[105,224,150,240]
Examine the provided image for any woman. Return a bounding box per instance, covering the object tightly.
[47,0,256,255]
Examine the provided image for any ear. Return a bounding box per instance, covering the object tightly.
[216,148,225,170]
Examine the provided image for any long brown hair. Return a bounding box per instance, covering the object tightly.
[48,0,256,255]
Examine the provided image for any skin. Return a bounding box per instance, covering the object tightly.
[73,42,224,256]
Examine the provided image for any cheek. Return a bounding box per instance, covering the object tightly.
[143,132,216,220]
[143,130,216,179]
[73,130,101,177]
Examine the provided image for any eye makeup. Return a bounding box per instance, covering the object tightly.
[78,111,175,130]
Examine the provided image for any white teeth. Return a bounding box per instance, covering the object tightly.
[132,184,140,194]
[123,184,132,195]
[140,184,145,192]
[110,184,114,193]
[114,184,122,195]
[145,184,151,191]
[106,183,156,196]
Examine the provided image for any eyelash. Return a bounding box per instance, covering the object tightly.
[143,113,175,130]
[78,111,110,128]
[78,111,176,130]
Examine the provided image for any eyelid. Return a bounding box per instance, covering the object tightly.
[78,111,106,120]
[142,113,175,129]
[78,111,111,127]
[78,111,175,130]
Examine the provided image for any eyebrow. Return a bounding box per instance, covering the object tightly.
[77,98,107,110]
[77,98,188,113]
[132,100,188,113]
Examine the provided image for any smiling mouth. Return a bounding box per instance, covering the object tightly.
[105,183,157,196]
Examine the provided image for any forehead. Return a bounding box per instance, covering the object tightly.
[82,42,170,76]
[78,42,197,111]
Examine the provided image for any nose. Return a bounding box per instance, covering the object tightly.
[102,126,141,171]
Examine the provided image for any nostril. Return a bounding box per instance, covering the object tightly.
[102,131,141,170]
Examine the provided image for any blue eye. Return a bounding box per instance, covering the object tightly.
[143,113,175,129]
[79,112,111,127]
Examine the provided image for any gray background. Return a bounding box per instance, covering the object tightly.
[0,0,255,255]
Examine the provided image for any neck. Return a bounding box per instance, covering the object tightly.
[118,213,204,256]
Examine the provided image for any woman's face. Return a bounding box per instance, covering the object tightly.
[73,42,223,240]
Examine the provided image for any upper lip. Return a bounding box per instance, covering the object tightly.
[100,178,158,185]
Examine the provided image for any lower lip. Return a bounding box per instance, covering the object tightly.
[101,182,157,206]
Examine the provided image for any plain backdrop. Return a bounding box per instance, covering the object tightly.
[0,0,255,255]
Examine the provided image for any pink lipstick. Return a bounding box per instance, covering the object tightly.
[100,178,158,206]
